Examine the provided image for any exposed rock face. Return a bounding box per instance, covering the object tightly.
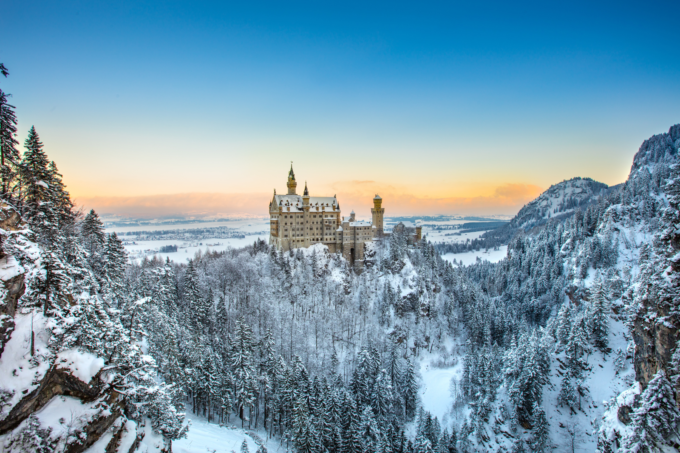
[0,366,112,434]
[629,124,680,393]
[630,124,680,172]
[0,203,26,357]
[632,310,678,392]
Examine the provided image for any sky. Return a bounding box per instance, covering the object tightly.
[3,0,680,218]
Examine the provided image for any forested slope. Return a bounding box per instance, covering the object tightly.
[0,67,186,451]
[436,177,617,255]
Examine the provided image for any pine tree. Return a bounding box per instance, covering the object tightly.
[527,402,550,452]
[20,127,59,241]
[560,316,591,410]
[587,278,609,352]
[446,427,458,453]
[232,317,258,428]
[0,64,20,199]
[104,232,127,303]
[240,439,250,453]
[555,303,571,345]
[403,358,418,420]
[46,161,69,215]
[81,209,107,286]
[183,260,202,328]
[622,370,680,452]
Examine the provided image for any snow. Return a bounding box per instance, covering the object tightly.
[273,194,339,212]
[0,311,52,420]
[0,255,23,281]
[441,246,508,266]
[1,394,115,452]
[125,235,269,263]
[137,418,167,453]
[419,358,462,426]
[56,348,104,384]
[174,412,275,453]
[83,418,122,453]
[109,218,271,263]
[118,419,139,453]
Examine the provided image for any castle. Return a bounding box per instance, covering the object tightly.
[269,165,386,267]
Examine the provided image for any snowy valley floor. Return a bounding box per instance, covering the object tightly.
[174,412,281,453]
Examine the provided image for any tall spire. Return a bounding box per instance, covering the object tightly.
[303,181,309,196]
[287,163,298,195]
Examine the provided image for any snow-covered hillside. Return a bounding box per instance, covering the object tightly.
[509,177,611,231]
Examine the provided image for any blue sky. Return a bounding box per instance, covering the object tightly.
[3,0,679,216]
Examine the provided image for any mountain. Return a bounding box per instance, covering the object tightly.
[435,177,617,254]
[507,177,611,231]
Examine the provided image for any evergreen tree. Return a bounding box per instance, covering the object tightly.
[622,370,680,452]
[403,358,418,420]
[587,278,609,352]
[527,402,550,452]
[20,127,58,241]
[81,209,107,286]
[104,232,127,303]
[232,317,258,428]
[0,63,20,198]
[559,316,591,410]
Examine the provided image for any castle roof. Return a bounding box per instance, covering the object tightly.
[273,194,339,212]
[349,221,372,227]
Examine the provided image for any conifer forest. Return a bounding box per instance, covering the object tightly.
[2,64,680,452]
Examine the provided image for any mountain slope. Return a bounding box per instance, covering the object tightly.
[508,177,611,231]
[436,177,616,255]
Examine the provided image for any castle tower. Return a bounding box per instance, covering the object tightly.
[287,164,297,195]
[371,194,384,236]
[303,182,310,206]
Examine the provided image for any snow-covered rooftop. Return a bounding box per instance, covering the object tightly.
[273,194,339,212]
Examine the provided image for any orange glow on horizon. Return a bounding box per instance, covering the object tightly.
[73,181,544,219]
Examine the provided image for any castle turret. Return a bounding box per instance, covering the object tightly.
[287,164,297,195]
[371,194,384,236]
[303,182,310,206]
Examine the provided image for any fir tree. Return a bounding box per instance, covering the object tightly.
[527,402,550,452]
[622,370,680,452]
[587,278,609,352]
[232,317,258,428]
[0,64,20,198]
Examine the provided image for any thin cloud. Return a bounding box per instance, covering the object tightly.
[76,182,543,219]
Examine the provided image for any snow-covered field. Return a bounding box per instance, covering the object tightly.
[441,246,508,266]
[107,218,270,263]
[108,219,269,234]
[419,358,462,427]
[121,236,269,263]
[174,412,281,453]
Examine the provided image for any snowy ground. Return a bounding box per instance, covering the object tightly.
[121,236,269,263]
[424,229,486,245]
[419,358,462,428]
[441,246,508,266]
[107,218,270,263]
[174,411,283,453]
[108,219,269,234]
